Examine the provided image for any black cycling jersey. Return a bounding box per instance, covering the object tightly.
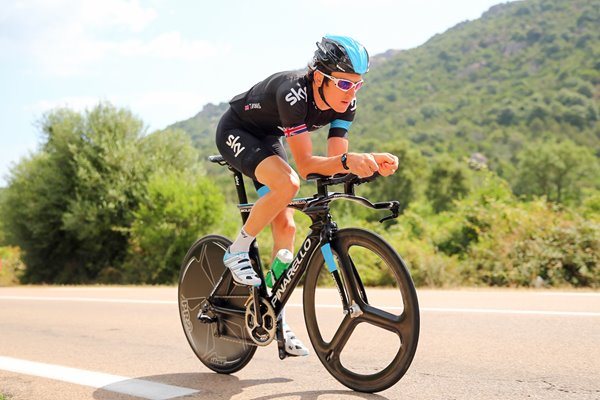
[228,70,356,140]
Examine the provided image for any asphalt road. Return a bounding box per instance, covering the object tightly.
[0,286,599,400]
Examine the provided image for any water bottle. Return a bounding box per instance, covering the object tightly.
[265,249,293,288]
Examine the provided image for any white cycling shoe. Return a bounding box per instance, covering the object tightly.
[223,249,261,287]
[283,324,309,356]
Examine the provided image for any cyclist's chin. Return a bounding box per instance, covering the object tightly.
[332,101,350,113]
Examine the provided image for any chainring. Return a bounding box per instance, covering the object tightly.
[244,296,277,346]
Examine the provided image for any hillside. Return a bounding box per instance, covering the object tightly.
[357,0,599,179]
[168,0,599,186]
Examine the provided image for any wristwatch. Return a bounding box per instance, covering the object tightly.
[341,153,350,170]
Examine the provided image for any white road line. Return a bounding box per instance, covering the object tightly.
[285,304,600,317]
[2,296,599,317]
[419,307,600,317]
[536,292,600,297]
[0,356,199,400]
[0,296,175,304]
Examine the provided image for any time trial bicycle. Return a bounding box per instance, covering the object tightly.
[178,155,420,393]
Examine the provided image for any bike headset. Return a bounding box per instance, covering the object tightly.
[310,35,370,109]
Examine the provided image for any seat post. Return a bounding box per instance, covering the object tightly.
[229,166,250,224]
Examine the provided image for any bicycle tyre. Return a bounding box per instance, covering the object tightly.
[178,234,256,374]
[303,228,420,392]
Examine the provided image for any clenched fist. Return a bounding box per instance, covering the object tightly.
[346,153,379,178]
[370,153,399,176]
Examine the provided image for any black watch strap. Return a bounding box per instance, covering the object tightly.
[341,153,350,170]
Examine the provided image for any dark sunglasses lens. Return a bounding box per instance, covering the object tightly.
[337,79,353,91]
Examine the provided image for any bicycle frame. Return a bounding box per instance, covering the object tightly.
[207,159,400,319]
[181,156,419,390]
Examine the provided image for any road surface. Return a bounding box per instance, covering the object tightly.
[0,286,599,399]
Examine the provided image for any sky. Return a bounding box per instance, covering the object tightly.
[0,0,517,187]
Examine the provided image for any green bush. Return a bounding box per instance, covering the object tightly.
[0,103,202,283]
[397,237,461,287]
[425,157,470,213]
[379,210,462,287]
[580,190,600,218]
[123,172,225,284]
[0,246,24,286]
[508,220,599,286]
[413,170,600,288]
[514,139,599,204]
[461,200,600,287]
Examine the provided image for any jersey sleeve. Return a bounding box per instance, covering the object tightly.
[276,81,309,138]
[328,97,357,139]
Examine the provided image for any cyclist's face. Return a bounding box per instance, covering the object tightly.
[317,71,362,113]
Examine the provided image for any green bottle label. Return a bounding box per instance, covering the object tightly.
[266,249,293,288]
[266,271,274,288]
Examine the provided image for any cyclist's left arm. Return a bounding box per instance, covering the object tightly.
[327,137,348,157]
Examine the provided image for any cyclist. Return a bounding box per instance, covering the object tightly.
[215,35,399,356]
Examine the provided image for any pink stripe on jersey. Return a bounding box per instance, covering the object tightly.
[283,124,308,137]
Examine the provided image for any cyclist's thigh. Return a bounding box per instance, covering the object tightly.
[216,126,280,182]
[252,136,289,192]
[254,155,298,192]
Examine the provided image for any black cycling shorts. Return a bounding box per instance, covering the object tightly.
[216,108,288,190]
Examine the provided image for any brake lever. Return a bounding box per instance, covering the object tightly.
[379,214,398,223]
[378,202,400,223]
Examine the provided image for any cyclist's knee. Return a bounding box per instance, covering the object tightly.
[274,172,300,200]
[288,172,301,196]
[256,158,299,198]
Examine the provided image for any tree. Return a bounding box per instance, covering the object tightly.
[426,157,470,213]
[1,123,82,282]
[58,104,149,281]
[514,139,599,204]
[365,140,428,213]
[123,172,225,284]
[0,188,6,244]
[0,103,201,283]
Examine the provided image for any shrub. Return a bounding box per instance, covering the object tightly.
[0,247,25,286]
[397,238,461,287]
[0,103,201,283]
[508,221,599,287]
[463,200,600,287]
[123,172,225,284]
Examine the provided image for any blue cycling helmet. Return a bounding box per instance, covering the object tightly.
[313,35,370,75]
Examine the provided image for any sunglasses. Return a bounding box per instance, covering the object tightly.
[320,71,364,92]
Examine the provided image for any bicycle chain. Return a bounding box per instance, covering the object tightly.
[208,295,279,347]
[212,326,254,346]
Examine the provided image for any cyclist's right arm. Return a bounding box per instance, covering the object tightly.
[327,137,348,157]
[275,82,377,179]
[287,134,378,179]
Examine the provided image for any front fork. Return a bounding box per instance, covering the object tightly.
[321,229,368,318]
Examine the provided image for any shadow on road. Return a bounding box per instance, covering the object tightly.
[246,390,390,400]
[91,371,390,399]
[92,372,289,399]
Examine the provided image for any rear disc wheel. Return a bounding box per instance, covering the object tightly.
[178,235,256,374]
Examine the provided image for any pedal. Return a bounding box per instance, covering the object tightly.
[197,311,217,324]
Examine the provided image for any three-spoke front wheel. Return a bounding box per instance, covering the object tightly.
[303,228,420,393]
